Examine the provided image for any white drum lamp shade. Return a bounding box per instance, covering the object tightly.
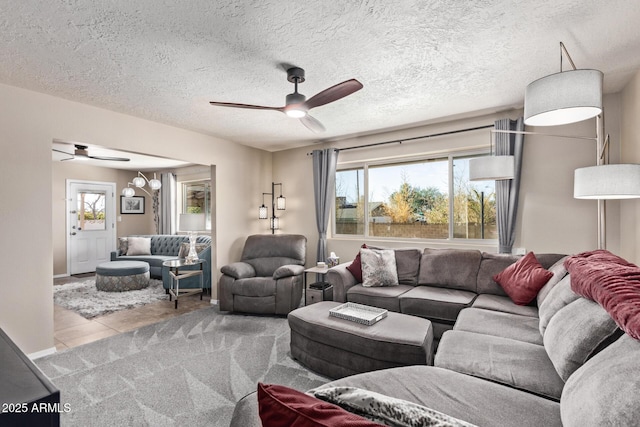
[574,164,640,199]
[179,213,206,231]
[469,156,515,181]
[524,69,603,126]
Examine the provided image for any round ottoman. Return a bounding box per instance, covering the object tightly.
[95,261,150,292]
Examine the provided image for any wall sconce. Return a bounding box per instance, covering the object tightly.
[259,182,285,234]
[121,172,162,197]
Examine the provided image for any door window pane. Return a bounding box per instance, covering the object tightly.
[452,157,496,240]
[77,191,106,231]
[335,169,364,235]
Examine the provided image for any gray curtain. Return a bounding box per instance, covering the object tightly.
[159,172,177,235]
[312,149,338,263]
[495,118,524,253]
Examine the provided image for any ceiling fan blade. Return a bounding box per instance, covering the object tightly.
[88,155,130,162]
[209,101,284,112]
[300,115,326,133]
[305,79,363,110]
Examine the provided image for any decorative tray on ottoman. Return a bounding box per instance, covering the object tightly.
[329,302,388,326]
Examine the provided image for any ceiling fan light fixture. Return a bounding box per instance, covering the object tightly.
[285,107,307,118]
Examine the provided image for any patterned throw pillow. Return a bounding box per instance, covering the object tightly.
[118,237,128,254]
[314,386,477,427]
[360,248,399,287]
[177,242,209,259]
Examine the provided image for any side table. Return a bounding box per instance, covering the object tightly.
[303,265,330,306]
[163,259,204,309]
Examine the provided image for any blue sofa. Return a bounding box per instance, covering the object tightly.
[110,234,212,290]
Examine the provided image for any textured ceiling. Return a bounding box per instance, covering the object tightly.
[2,1,640,152]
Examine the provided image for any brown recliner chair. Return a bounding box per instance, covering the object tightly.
[218,234,307,315]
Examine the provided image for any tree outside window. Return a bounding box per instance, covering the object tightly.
[334,155,496,240]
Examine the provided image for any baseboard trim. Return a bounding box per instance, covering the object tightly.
[53,273,70,279]
[28,346,57,360]
[210,299,219,306]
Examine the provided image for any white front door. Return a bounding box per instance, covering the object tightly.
[68,180,116,275]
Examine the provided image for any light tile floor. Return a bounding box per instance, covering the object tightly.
[54,275,212,350]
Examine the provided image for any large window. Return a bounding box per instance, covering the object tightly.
[335,154,496,241]
[181,180,212,230]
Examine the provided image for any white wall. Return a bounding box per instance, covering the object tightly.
[620,70,640,265]
[273,95,623,266]
[0,83,271,354]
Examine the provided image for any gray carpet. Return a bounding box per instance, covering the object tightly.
[54,278,167,318]
[36,306,329,426]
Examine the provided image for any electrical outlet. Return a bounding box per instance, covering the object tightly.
[513,247,526,255]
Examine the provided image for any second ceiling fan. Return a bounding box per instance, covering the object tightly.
[209,67,363,133]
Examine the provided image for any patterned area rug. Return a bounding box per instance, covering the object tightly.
[36,307,328,426]
[54,278,167,318]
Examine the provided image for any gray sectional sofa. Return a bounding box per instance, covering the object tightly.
[328,248,565,341]
[230,247,640,426]
[110,234,212,290]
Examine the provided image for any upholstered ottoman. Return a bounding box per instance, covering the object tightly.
[288,301,433,379]
[95,261,150,292]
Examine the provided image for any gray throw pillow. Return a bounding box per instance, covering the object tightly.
[126,237,151,256]
[360,248,399,287]
[314,386,477,427]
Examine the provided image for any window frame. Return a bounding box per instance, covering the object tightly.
[333,149,497,244]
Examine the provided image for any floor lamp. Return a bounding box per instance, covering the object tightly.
[524,42,640,249]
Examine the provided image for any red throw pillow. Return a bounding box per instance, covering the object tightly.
[257,383,383,427]
[346,244,368,282]
[493,252,553,305]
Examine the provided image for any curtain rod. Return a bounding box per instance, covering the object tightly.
[306,124,494,155]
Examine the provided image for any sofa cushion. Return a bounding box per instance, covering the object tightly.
[310,366,562,427]
[117,254,175,269]
[346,244,368,282]
[435,330,565,400]
[347,285,413,312]
[561,334,640,427]
[538,275,579,336]
[544,298,621,382]
[313,386,476,427]
[232,277,275,297]
[126,236,151,255]
[493,252,553,305]
[399,286,476,323]
[256,383,381,427]
[418,248,481,292]
[393,248,422,286]
[454,308,543,345]
[536,256,569,307]
[471,294,538,317]
[361,248,399,287]
[476,252,519,296]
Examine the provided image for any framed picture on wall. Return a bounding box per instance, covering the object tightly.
[121,195,145,214]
